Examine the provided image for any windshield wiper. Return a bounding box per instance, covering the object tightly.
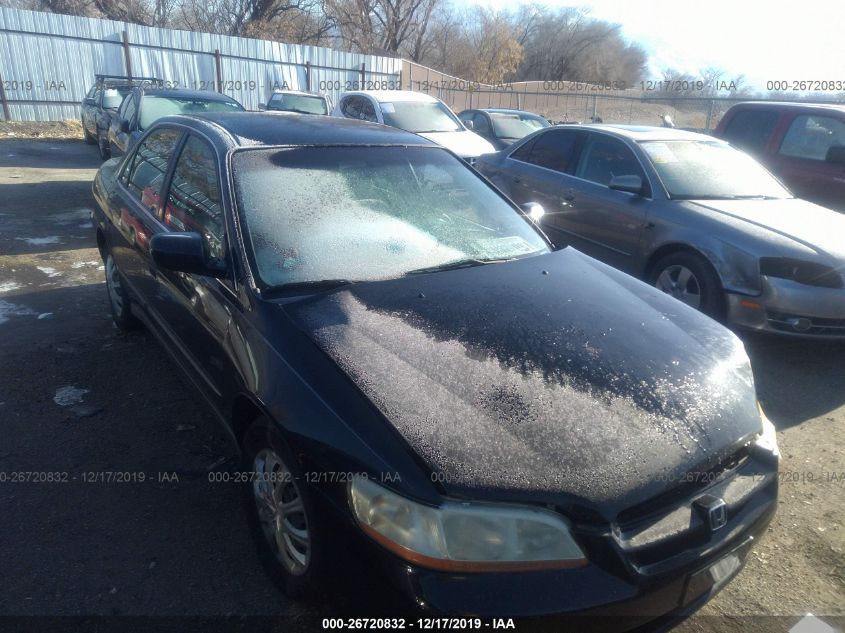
[721,195,779,200]
[405,257,514,275]
[674,194,779,201]
[282,107,321,115]
[266,279,353,295]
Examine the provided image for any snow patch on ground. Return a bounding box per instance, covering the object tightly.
[71,261,100,269]
[0,299,36,324]
[0,281,22,294]
[53,386,89,406]
[16,236,61,245]
[36,266,62,278]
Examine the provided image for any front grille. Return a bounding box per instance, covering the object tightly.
[767,310,845,336]
[616,447,749,527]
[611,448,776,576]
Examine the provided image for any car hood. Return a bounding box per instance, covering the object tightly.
[416,129,497,158]
[688,197,845,260]
[286,249,761,519]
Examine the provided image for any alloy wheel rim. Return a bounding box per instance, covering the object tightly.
[105,255,124,314]
[655,265,701,309]
[252,448,310,576]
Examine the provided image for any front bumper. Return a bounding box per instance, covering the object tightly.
[354,450,778,630]
[727,276,845,338]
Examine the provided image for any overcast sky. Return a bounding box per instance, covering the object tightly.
[463,0,845,91]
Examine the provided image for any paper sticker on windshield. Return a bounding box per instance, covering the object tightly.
[381,103,396,113]
[479,236,536,258]
[643,143,678,164]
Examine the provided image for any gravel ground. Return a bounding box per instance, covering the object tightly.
[0,139,842,633]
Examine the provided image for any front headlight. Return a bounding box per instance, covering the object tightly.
[760,257,843,288]
[755,401,779,456]
[348,478,586,572]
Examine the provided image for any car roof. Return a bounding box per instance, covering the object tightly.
[572,124,719,142]
[141,88,240,103]
[166,111,439,147]
[341,90,439,104]
[727,101,845,114]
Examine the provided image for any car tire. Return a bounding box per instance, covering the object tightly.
[104,251,138,332]
[241,417,335,599]
[83,122,96,145]
[649,251,726,321]
[97,132,111,161]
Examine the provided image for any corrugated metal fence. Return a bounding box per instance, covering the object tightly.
[0,7,402,121]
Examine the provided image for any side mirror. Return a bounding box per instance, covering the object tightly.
[519,202,545,223]
[609,175,645,195]
[150,232,227,278]
[825,145,845,165]
[258,103,267,111]
[464,119,474,130]
[84,98,96,106]
[120,119,130,133]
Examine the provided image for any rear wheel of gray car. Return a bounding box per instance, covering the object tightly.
[83,123,96,145]
[104,252,137,332]
[97,132,111,160]
[241,418,334,599]
[650,251,726,321]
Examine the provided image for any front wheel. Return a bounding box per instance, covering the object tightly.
[83,122,96,145]
[104,251,137,331]
[650,251,726,321]
[97,132,111,160]
[241,418,334,599]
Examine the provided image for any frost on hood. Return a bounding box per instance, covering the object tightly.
[293,263,759,503]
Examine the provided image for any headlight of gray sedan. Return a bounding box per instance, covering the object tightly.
[760,257,844,288]
[349,478,587,572]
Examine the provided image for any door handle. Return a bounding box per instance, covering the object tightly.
[562,189,576,201]
[512,176,522,184]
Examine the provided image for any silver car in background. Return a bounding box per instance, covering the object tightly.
[476,125,845,338]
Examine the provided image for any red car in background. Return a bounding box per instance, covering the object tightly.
[714,102,845,212]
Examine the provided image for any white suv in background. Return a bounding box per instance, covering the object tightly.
[332,90,496,161]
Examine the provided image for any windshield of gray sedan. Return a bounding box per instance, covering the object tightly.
[232,147,549,287]
[267,93,327,115]
[491,115,545,139]
[640,140,792,200]
[138,96,244,130]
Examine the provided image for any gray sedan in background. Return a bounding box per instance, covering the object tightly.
[476,124,845,337]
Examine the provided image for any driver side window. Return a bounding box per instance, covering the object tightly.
[575,135,645,188]
[164,135,224,260]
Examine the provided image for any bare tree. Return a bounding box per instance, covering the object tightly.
[327,0,440,54]
[177,0,333,42]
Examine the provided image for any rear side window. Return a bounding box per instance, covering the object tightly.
[341,96,375,121]
[525,129,582,173]
[472,113,491,134]
[121,96,137,125]
[510,136,537,161]
[575,134,644,186]
[778,115,845,161]
[121,127,181,215]
[164,135,224,260]
[721,110,779,154]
